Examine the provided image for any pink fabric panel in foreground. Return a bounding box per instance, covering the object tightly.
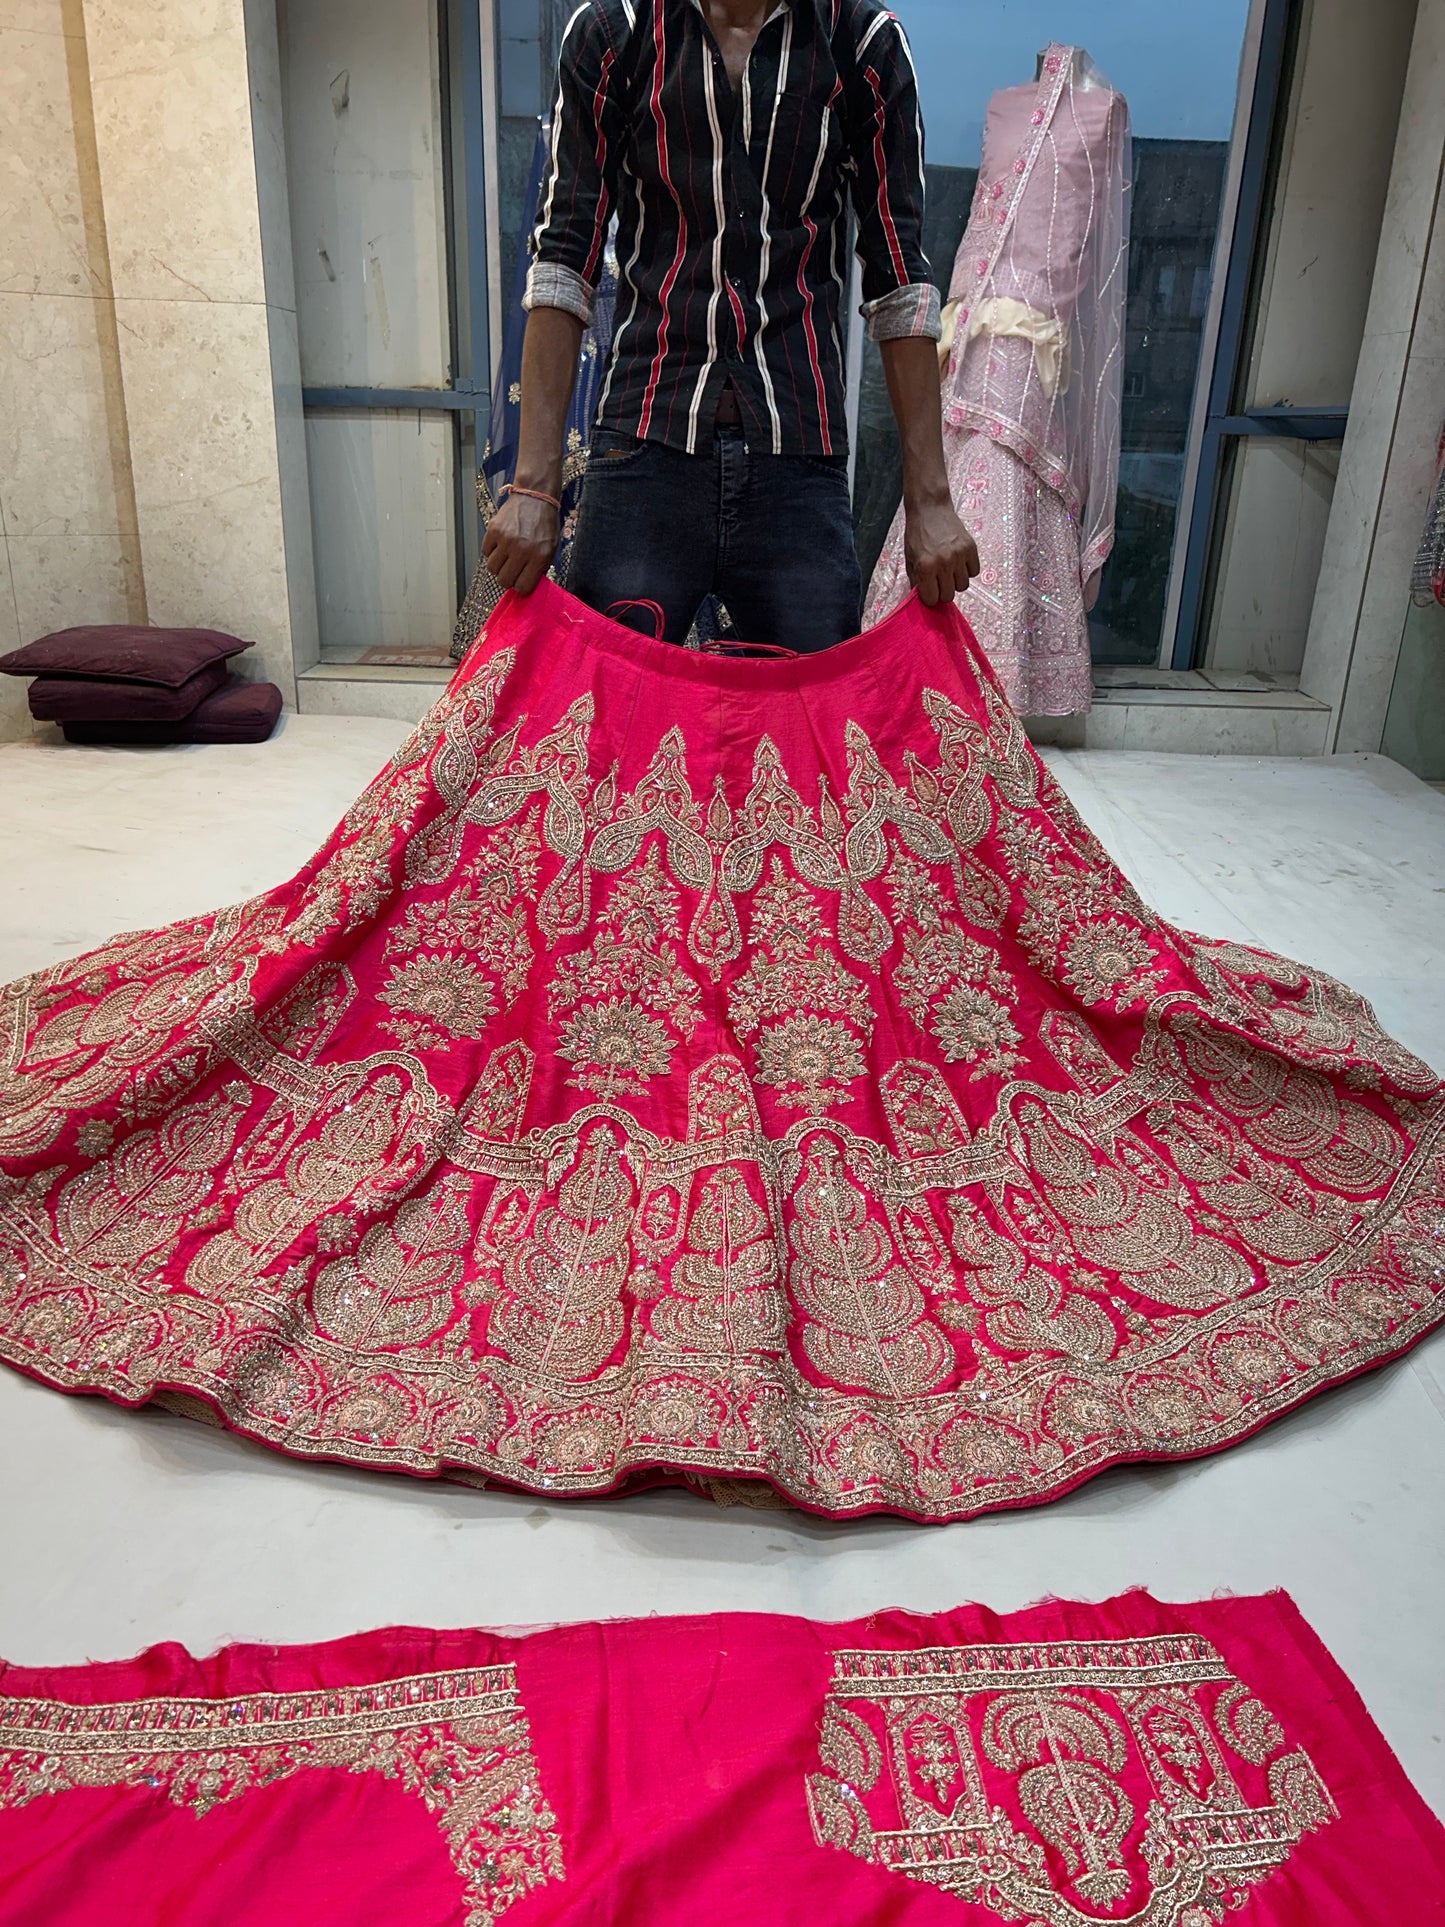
[0,1591,1442,1925]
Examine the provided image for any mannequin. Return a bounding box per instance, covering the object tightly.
[1036,45,1101,86]
[867,44,1131,717]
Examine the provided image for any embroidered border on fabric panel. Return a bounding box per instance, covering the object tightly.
[0,1665,564,1926]
[807,1634,1337,1926]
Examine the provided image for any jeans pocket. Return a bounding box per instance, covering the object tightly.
[587,430,651,471]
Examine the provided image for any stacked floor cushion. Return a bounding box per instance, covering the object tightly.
[0,625,281,744]
[59,677,283,745]
[28,660,230,722]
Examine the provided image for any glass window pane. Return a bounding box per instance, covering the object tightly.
[281,0,453,389]
[281,0,462,653]
[305,414,459,652]
[1382,597,1445,783]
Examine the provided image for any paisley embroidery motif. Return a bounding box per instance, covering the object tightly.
[807,1635,1335,1925]
[1,599,1443,1519]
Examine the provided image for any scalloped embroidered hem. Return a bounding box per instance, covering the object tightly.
[1,580,1443,1523]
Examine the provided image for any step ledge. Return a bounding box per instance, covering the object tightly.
[1091,687,1328,711]
[300,662,453,685]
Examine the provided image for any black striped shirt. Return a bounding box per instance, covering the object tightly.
[525,0,940,457]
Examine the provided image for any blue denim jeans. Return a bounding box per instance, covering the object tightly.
[567,426,863,653]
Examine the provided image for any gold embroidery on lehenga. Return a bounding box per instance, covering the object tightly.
[791,1143,953,1397]
[0,1665,564,1926]
[311,1169,477,1353]
[550,849,702,1098]
[1,636,1444,1519]
[889,851,1025,1082]
[729,858,874,1112]
[650,1165,786,1355]
[377,817,539,1051]
[491,1122,634,1386]
[806,1635,1335,1926]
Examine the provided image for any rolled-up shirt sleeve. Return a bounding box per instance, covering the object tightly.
[524,4,621,325]
[844,6,942,344]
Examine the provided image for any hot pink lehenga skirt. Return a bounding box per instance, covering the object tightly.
[1,580,1442,1520]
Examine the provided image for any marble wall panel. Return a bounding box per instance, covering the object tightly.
[0,0,72,36]
[5,529,144,636]
[0,0,148,743]
[1337,350,1445,751]
[112,295,298,699]
[0,291,135,537]
[1301,0,1445,743]
[0,21,107,297]
[0,0,322,739]
[0,540,19,650]
[242,0,296,317]
[0,538,29,739]
[81,0,269,306]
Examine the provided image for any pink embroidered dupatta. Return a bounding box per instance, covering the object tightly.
[944,45,1130,594]
[1,1591,1442,1924]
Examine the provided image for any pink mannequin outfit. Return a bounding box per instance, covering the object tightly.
[867,44,1130,717]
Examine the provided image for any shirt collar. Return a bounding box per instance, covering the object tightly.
[686,1,796,21]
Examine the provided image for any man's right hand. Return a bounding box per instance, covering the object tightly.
[482,490,561,596]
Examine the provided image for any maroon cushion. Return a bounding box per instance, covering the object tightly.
[60,677,283,746]
[0,625,252,688]
[29,659,228,721]
[187,677,283,742]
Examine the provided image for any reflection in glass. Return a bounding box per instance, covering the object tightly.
[1382,599,1445,784]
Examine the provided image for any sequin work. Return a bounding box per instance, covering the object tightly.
[0,1665,563,1926]
[0,581,1442,1520]
[807,1633,1336,1925]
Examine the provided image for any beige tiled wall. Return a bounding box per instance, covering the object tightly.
[0,0,316,740]
[0,0,145,735]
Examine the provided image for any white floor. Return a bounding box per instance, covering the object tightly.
[1,718,1442,1818]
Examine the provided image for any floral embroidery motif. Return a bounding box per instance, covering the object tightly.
[755,1014,867,1111]
[1060,917,1162,1007]
[729,857,874,1112]
[888,845,1024,1083]
[380,954,500,1050]
[0,1665,564,1927]
[550,850,702,1098]
[807,1635,1335,1926]
[1,615,1443,1521]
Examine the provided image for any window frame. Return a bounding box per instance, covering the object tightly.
[1163,0,1348,669]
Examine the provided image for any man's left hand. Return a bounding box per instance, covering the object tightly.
[905,495,980,608]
